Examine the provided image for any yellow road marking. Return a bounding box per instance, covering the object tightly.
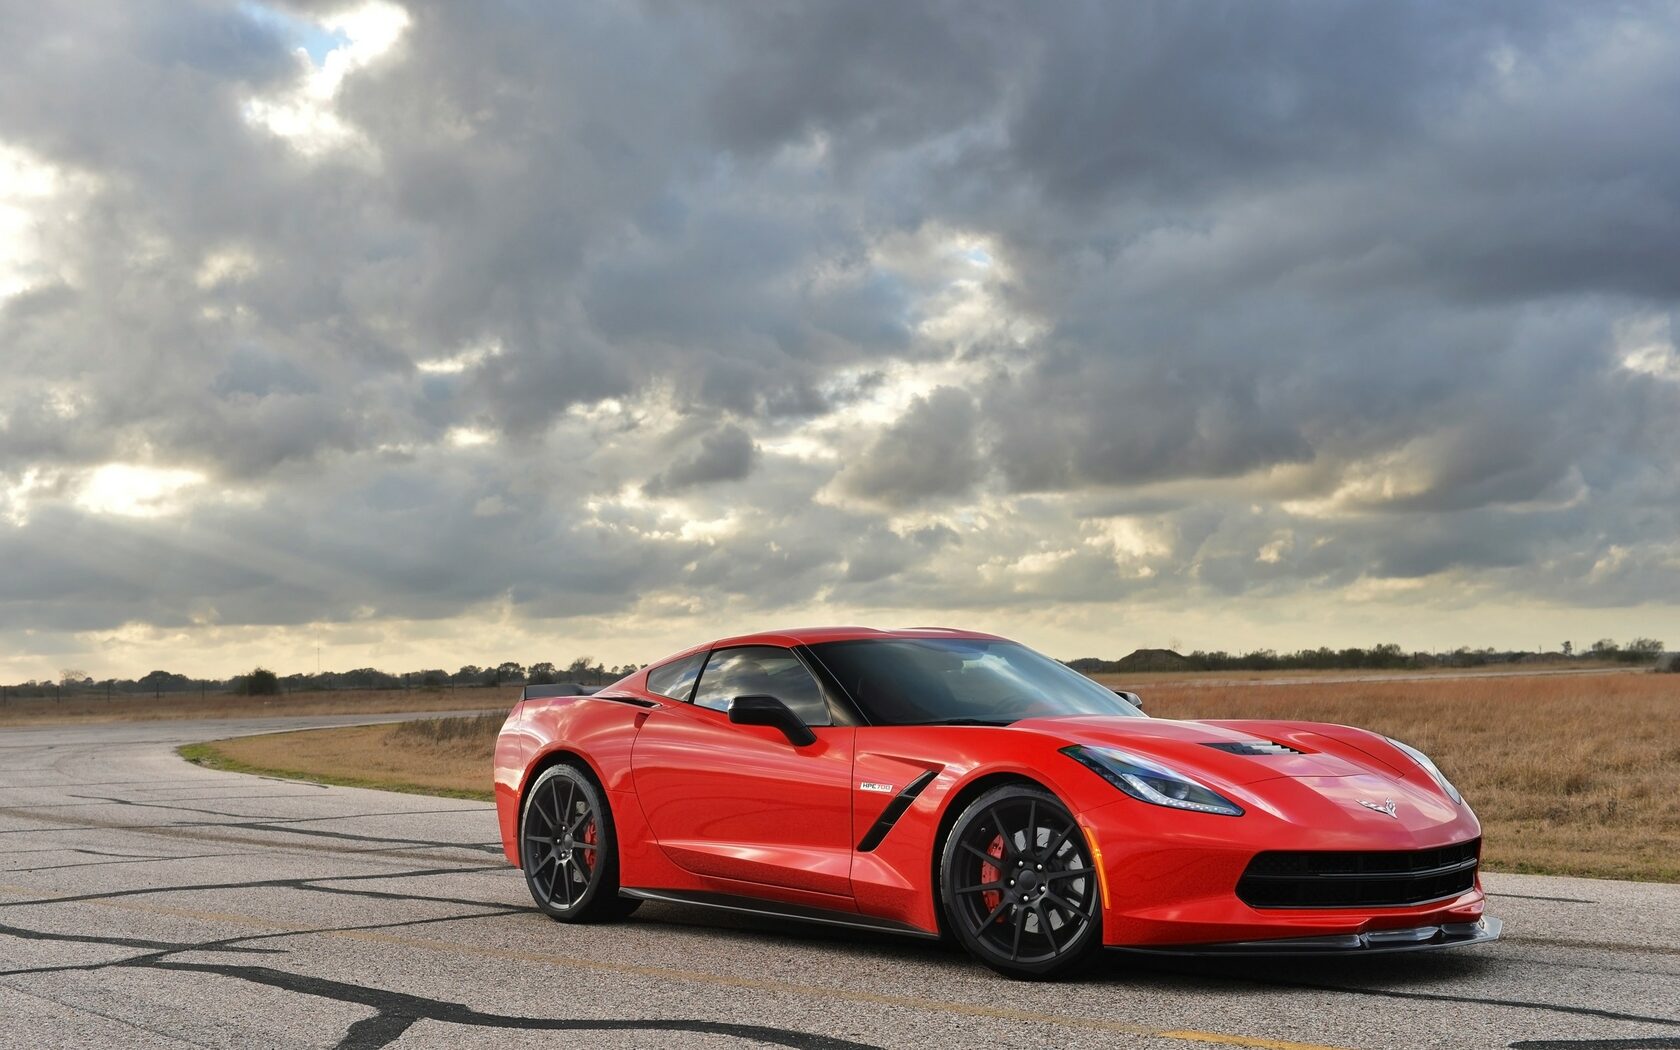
[0,883,1354,1050]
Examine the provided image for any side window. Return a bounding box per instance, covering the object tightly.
[692,646,831,727]
[645,652,705,701]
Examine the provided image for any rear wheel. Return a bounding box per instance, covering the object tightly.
[520,763,639,922]
[939,784,1102,978]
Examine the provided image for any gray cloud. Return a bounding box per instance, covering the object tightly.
[840,387,982,508]
[644,424,758,495]
[1,0,1678,674]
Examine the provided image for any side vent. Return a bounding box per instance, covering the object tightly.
[856,770,939,852]
[1203,741,1305,756]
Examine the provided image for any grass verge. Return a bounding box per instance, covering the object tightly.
[179,717,499,801]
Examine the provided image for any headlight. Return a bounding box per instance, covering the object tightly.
[1062,744,1244,816]
[1386,737,1462,804]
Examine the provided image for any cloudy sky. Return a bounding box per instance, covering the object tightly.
[2,1,1678,679]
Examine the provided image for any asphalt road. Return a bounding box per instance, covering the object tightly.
[2,715,1676,1050]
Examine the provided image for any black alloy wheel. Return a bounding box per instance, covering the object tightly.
[940,784,1102,978]
[520,763,638,922]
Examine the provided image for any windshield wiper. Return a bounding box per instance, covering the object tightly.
[902,717,1015,727]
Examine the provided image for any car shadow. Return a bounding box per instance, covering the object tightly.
[625,901,965,959]
[1095,944,1504,991]
[624,900,1506,993]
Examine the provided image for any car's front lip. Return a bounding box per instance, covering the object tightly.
[1109,916,1502,956]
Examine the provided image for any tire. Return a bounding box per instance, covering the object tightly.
[520,763,640,922]
[939,783,1103,979]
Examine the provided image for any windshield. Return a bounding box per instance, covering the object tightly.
[806,637,1144,726]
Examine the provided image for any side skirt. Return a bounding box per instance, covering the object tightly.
[619,888,940,940]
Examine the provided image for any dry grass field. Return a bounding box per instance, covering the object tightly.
[181,669,1678,881]
[0,686,520,727]
[1091,662,1627,687]
[1115,671,1680,882]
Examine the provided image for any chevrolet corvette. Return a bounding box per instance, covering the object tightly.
[494,627,1499,977]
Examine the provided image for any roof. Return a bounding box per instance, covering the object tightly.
[709,625,1008,648]
[632,626,1013,679]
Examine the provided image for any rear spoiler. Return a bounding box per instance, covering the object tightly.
[523,682,602,700]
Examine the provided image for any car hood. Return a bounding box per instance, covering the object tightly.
[997,715,1468,835]
[1011,714,1409,786]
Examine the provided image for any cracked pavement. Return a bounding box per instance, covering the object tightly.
[2,715,1677,1049]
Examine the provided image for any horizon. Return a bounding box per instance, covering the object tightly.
[16,630,1666,686]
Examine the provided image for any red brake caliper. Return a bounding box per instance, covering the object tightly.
[581,818,597,875]
[979,835,1006,920]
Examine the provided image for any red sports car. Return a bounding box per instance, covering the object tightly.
[493,626,1499,977]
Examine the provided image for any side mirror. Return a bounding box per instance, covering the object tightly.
[728,694,817,746]
[1113,688,1144,710]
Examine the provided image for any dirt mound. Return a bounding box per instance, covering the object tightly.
[1113,648,1193,672]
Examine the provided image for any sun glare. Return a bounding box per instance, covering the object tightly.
[75,464,206,518]
[242,1,411,157]
[0,141,77,303]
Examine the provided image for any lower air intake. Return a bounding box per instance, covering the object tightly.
[1237,838,1481,909]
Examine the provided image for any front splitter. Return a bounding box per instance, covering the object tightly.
[1112,916,1502,957]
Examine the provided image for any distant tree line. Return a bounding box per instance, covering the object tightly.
[6,637,1671,702]
[0,656,644,701]
[1065,637,1667,675]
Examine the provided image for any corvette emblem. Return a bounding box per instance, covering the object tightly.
[860,781,895,794]
[1358,798,1398,818]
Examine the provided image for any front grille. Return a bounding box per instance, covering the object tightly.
[1238,838,1480,909]
[1203,740,1305,756]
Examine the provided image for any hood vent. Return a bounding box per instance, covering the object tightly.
[1203,740,1305,756]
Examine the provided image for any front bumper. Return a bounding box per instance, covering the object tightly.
[1113,916,1501,957]
[1076,789,1491,948]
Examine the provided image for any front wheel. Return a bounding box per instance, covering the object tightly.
[520,763,639,922]
[939,784,1103,978]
